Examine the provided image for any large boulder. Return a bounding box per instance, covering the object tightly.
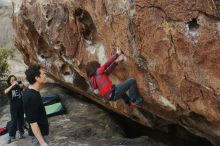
[13,0,220,145]
[0,0,14,49]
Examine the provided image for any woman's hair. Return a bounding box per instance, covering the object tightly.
[85,61,100,78]
[7,75,17,85]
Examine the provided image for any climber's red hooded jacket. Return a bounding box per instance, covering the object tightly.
[90,54,119,99]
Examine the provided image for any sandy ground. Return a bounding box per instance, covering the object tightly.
[0,105,31,146]
[0,84,169,146]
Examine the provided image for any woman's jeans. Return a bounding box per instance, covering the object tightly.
[111,78,139,104]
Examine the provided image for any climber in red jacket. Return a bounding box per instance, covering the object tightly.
[85,48,143,106]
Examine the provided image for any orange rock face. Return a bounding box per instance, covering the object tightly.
[13,0,220,145]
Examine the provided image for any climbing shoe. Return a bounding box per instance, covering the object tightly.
[128,99,137,106]
[8,136,16,144]
[135,97,144,104]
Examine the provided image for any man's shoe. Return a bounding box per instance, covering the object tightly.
[19,134,25,139]
[8,136,16,144]
[19,132,25,139]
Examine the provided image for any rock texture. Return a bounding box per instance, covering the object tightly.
[0,0,14,49]
[12,0,220,145]
[0,0,26,79]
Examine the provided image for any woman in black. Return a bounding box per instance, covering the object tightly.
[4,75,25,144]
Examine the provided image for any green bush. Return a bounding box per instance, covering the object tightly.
[0,48,10,79]
[0,48,10,106]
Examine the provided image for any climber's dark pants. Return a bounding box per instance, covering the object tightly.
[111,78,139,104]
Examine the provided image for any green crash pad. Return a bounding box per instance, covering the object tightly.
[42,94,66,117]
[45,102,64,116]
